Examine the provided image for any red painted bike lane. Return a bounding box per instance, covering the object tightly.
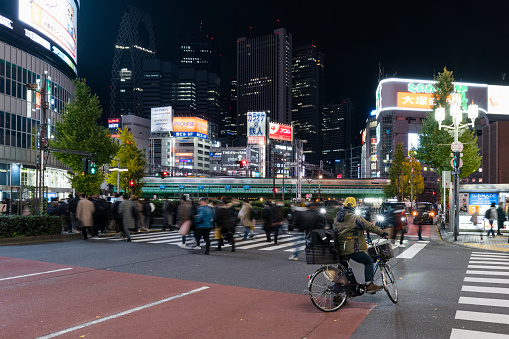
[0,257,376,338]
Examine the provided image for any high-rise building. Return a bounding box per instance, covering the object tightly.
[322,99,354,175]
[178,31,220,75]
[292,44,324,165]
[219,79,237,146]
[142,59,220,126]
[110,6,156,117]
[236,28,292,144]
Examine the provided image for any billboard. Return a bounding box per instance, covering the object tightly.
[221,149,246,168]
[151,106,173,133]
[376,78,488,118]
[247,111,267,144]
[173,117,208,139]
[19,0,78,63]
[488,85,509,114]
[269,123,293,142]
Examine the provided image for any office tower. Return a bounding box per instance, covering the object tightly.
[110,6,156,117]
[292,44,324,165]
[178,30,220,75]
[142,59,220,126]
[236,28,292,143]
[219,79,237,146]
[322,99,354,175]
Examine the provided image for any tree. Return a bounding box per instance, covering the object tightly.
[400,157,425,201]
[50,79,119,195]
[106,127,146,196]
[383,143,406,199]
[414,68,481,178]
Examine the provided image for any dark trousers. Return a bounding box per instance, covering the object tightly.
[195,228,211,253]
[218,232,235,251]
[391,228,404,244]
[81,226,98,240]
[417,223,423,240]
[274,223,282,244]
[348,252,375,283]
[487,220,495,237]
[498,219,504,234]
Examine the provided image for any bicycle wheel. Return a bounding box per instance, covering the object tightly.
[309,266,347,312]
[381,263,398,303]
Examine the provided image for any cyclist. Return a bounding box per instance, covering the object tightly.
[334,199,388,294]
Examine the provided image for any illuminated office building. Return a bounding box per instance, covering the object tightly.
[236,28,292,144]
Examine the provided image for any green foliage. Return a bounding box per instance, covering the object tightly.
[415,68,481,178]
[106,128,147,195]
[49,79,119,195]
[384,144,425,200]
[0,215,61,238]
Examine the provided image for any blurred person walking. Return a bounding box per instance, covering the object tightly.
[239,200,255,240]
[118,194,138,242]
[68,192,81,233]
[216,200,236,252]
[76,194,96,240]
[177,195,193,248]
[497,203,506,235]
[194,197,215,255]
[57,199,71,233]
[271,201,285,245]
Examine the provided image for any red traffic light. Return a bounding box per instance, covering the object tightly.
[129,180,135,187]
[273,188,279,193]
[241,160,247,166]
[161,171,168,178]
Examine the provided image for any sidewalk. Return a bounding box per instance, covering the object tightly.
[437,225,509,252]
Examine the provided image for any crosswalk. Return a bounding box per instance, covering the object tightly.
[450,251,509,338]
[96,230,308,253]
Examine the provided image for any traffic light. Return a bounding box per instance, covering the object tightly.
[82,157,89,174]
[129,180,135,189]
[89,161,97,175]
[273,188,279,193]
[240,160,247,168]
[161,171,168,179]
[452,151,462,168]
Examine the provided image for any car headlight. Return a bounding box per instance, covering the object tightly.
[401,217,406,221]
[320,208,326,214]
[355,209,361,216]
[376,215,385,222]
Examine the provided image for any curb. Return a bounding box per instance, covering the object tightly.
[0,233,83,246]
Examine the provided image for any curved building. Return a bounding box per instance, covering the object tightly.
[0,1,79,204]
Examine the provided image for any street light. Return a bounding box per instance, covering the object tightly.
[434,93,478,241]
[318,174,323,202]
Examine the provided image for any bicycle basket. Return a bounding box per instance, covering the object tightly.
[367,243,394,262]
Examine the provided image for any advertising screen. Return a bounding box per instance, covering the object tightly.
[247,111,267,144]
[488,85,509,114]
[151,106,173,133]
[269,123,292,142]
[221,149,246,168]
[19,0,78,63]
[173,117,208,139]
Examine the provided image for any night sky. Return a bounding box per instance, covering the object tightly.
[78,0,509,133]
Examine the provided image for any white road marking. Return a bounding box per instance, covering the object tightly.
[35,286,210,339]
[468,260,509,266]
[470,256,509,262]
[451,328,509,338]
[285,245,306,252]
[260,240,301,250]
[466,270,509,276]
[468,265,509,270]
[462,285,509,294]
[0,268,73,282]
[472,251,509,256]
[396,242,427,259]
[464,276,509,284]
[459,296,509,308]
[455,310,509,324]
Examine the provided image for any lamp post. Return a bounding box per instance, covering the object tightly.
[318,174,323,202]
[109,159,129,193]
[434,93,478,241]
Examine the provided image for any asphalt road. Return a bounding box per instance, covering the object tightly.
[1,227,508,338]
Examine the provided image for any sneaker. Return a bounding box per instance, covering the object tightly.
[365,282,383,294]
[288,256,298,261]
[193,246,201,250]
[399,244,406,247]
[178,243,187,248]
[92,236,99,239]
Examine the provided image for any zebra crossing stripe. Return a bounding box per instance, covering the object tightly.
[450,328,509,338]
[471,252,509,256]
[285,245,305,253]
[461,285,509,294]
[468,265,509,270]
[459,296,509,308]
[466,270,509,276]
[470,256,509,262]
[464,277,509,284]
[455,310,509,324]
[260,240,301,251]
[468,260,509,266]
[395,242,427,259]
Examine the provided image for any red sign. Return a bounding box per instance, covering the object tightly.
[337,174,343,178]
[269,123,292,142]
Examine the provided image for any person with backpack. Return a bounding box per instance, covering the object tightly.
[239,200,255,240]
[289,203,325,261]
[194,197,215,255]
[486,202,498,238]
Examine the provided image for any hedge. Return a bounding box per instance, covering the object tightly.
[0,215,62,238]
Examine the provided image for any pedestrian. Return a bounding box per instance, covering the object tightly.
[263,201,273,242]
[92,195,109,235]
[57,199,71,233]
[239,200,255,240]
[118,194,138,242]
[216,200,236,252]
[486,202,497,238]
[162,196,170,230]
[194,197,215,255]
[68,192,81,233]
[497,203,506,235]
[76,194,96,240]
[289,203,324,261]
[111,193,124,236]
[142,197,152,230]
[176,195,192,247]
[415,206,425,241]
[470,210,481,241]
[271,201,285,245]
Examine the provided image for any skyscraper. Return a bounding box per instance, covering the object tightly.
[292,44,324,165]
[322,99,354,175]
[219,79,237,146]
[178,29,220,75]
[236,28,292,144]
[110,6,156,117]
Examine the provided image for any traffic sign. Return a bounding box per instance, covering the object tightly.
[451,141,463,152]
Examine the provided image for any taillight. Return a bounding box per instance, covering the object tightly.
[430,212,434,217]
[412,211,417,216]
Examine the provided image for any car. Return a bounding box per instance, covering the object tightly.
[375,201,409,233]
[412,202,435,225]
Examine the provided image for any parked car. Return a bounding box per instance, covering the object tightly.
[375,201,408,233]
[412,202,435,225]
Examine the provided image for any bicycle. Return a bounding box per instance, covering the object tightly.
[307,238,398,312]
